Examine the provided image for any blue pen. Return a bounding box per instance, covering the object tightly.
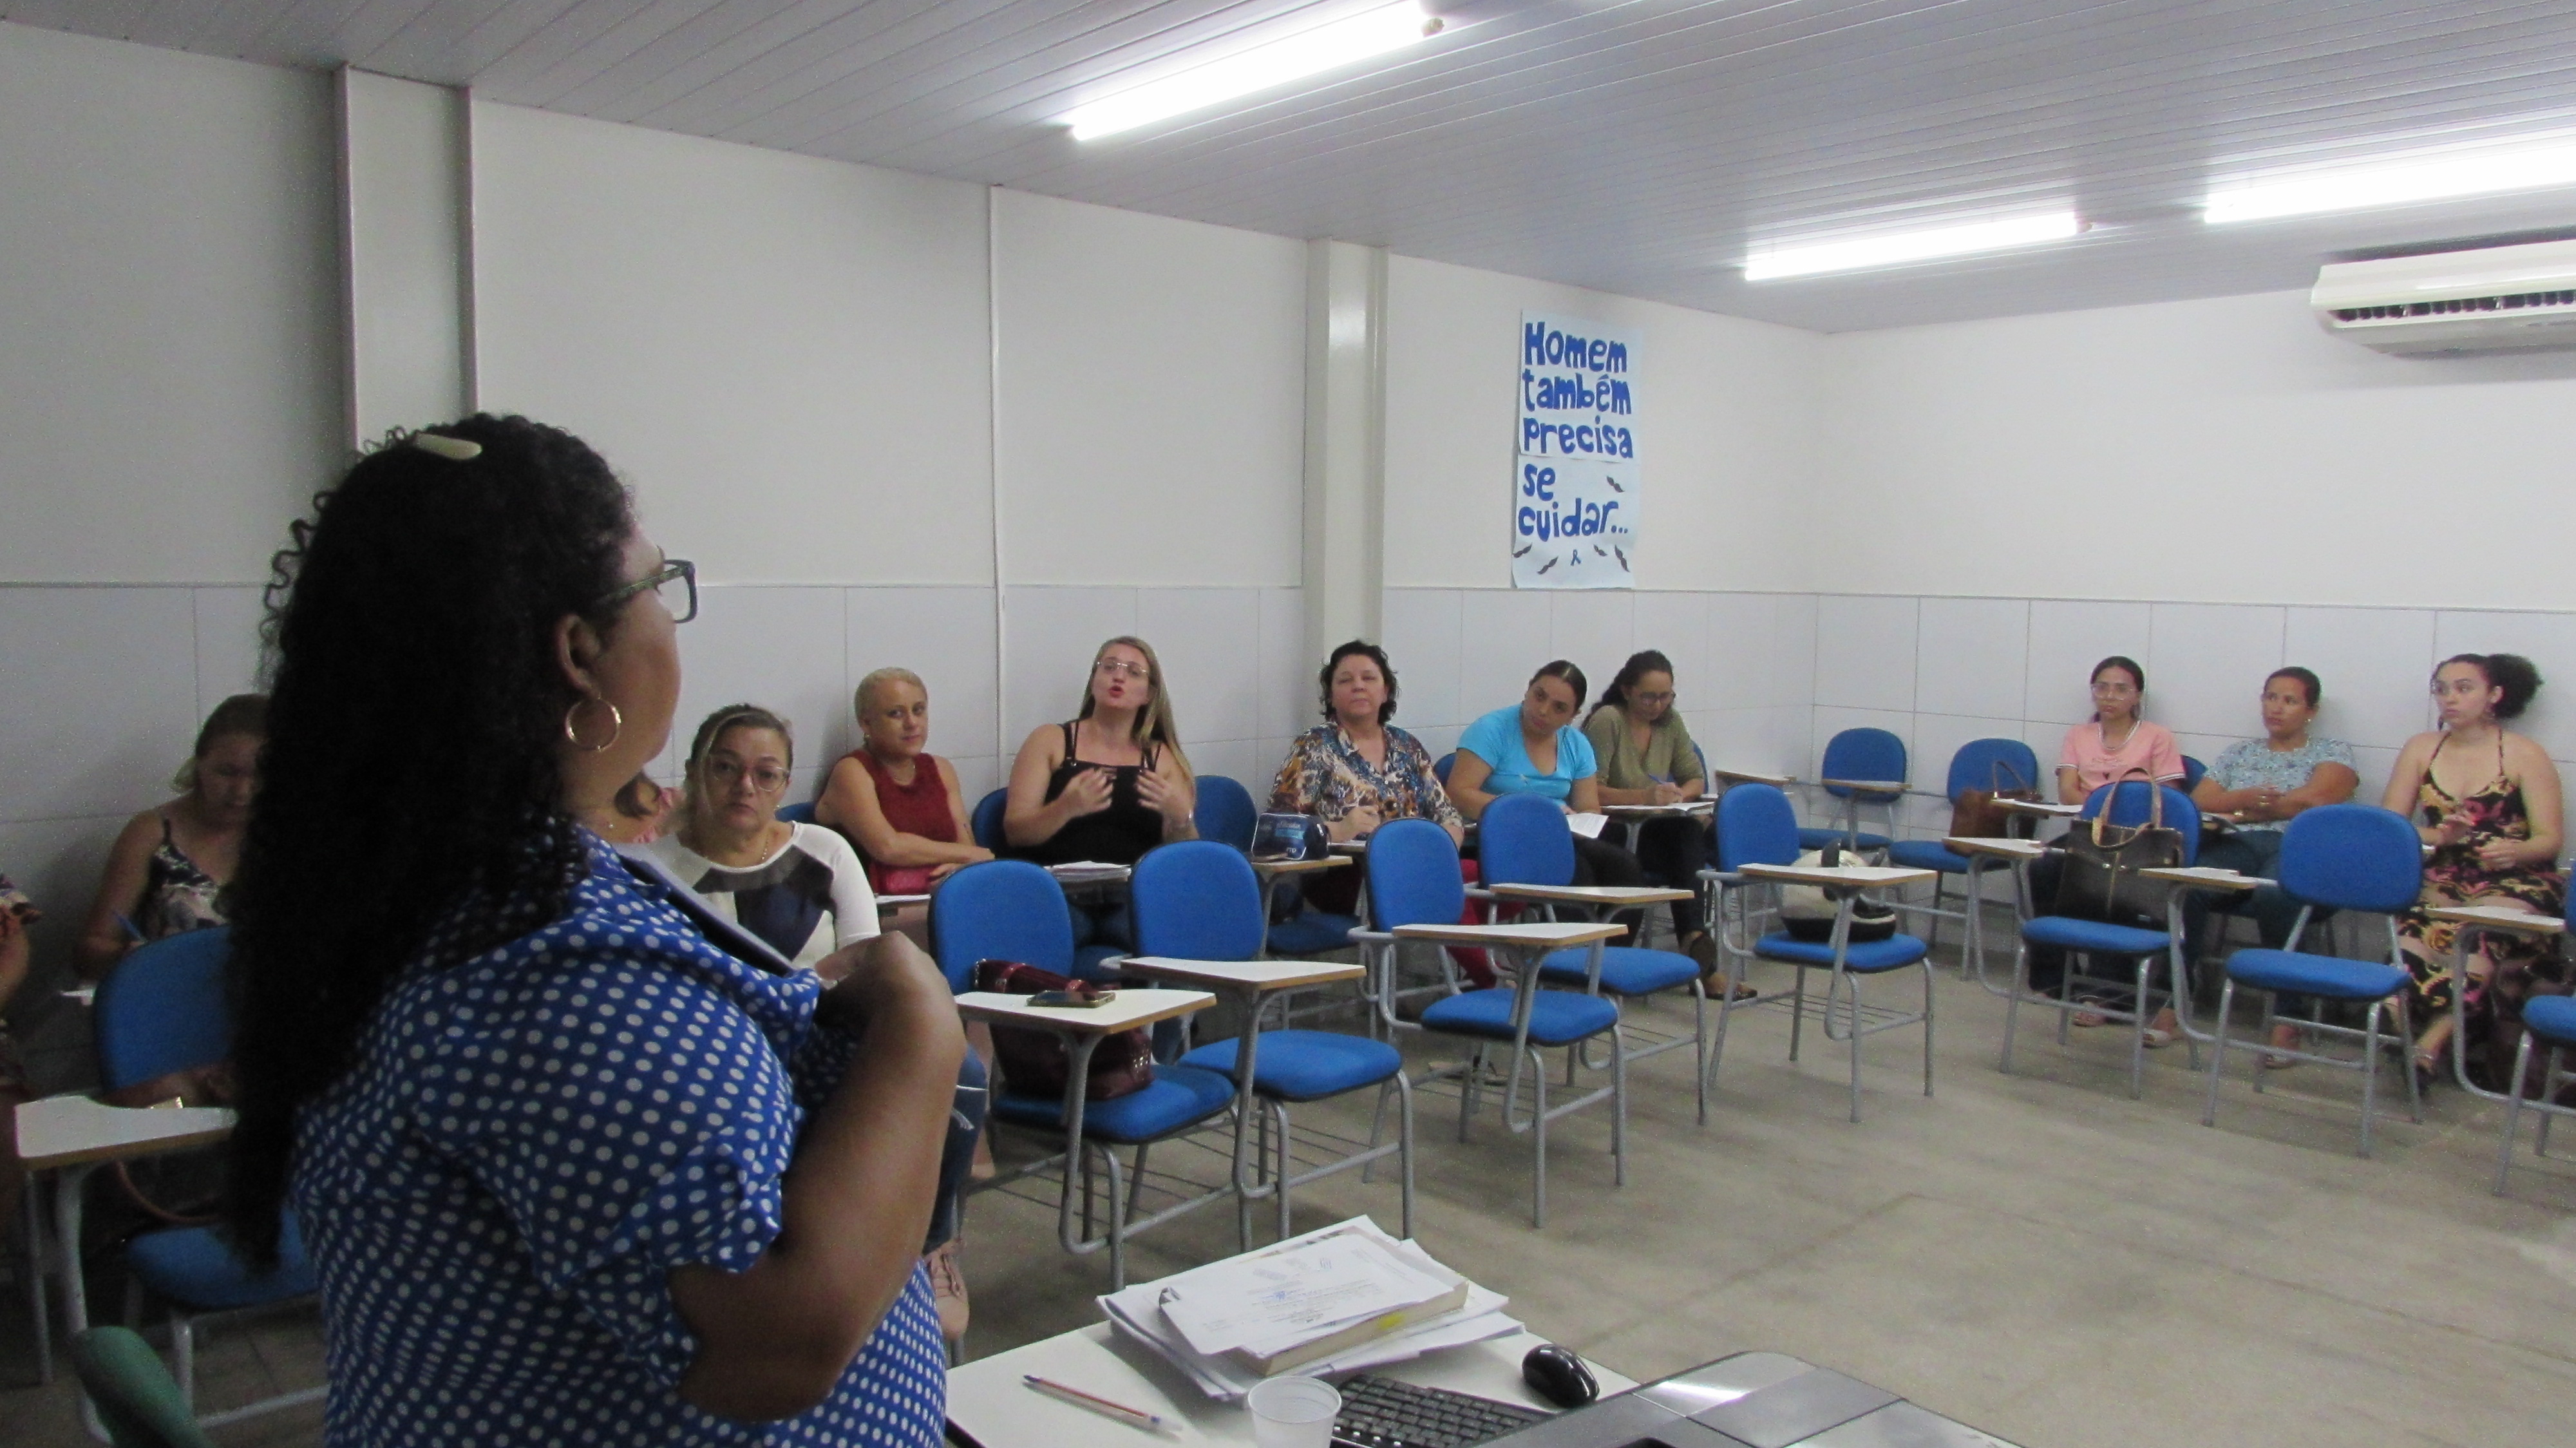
[113,912,145,943]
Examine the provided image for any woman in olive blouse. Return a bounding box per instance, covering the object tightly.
[1581,650,1712,971]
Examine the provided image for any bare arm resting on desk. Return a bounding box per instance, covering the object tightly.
[670,935,966,1421]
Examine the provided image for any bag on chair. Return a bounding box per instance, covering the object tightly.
[2046,772,2184,924]
[971,958,1155,1102]
[1949,757,2040,841]
[1777,843,1899,943]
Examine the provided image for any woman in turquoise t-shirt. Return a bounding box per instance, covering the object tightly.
[1448,660,1655,903]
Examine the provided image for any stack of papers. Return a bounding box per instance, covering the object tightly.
[1099,1217,1519,1399]
[1566,812,1611,839]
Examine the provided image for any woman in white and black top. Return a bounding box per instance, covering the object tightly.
[647,703,878,975]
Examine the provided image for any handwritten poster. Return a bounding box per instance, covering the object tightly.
[1513,312,1639,589]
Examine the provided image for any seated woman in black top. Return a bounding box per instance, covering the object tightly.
[1003,636,1198,946]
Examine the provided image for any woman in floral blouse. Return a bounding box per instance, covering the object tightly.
[1268,640,1464,917]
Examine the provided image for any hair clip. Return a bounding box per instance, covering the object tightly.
[411,432,482,461]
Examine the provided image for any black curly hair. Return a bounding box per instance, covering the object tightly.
[1317,640,1399,725]
[223,415,634,1264]
[2438,653,2544,721]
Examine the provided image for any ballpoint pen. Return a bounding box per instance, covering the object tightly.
[1023,1374,1173,1432]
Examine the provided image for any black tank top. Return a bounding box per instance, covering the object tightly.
[1023,721,1166,866]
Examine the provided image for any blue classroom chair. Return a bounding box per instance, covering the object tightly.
[774,799,816,823]
[1798,728,1907,855]
[930,859,1084,993]
[1136,842,1414,1245]
[2197,805,2423,1157]
[1706,785,1935,1123]
[1191,775,1258,852]
[1434,752,1455,785]
[1886,738,2043,950]
[969,788,1009,852]
[2496,992,2576,1196]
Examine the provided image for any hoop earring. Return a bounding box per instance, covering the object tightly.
[565,696,623,753]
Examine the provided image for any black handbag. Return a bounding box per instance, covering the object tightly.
[2047,770,2184,924]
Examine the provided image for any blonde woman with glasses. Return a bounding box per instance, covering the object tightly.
[645,703,880,974]
[1005,637,1197,953]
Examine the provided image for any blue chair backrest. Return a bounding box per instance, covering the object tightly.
[2275,805,2423,913]
[95,926,232,1091]
[929,860,1073,993]
[775,800,816,824]
[1716,784,1802,871]
[1132,841,1266,961]
[1191,775,1259,852]
[1433,752,1455,785]
[1367,819,1465,930]
[1477,793,1577,888]
[969,788,1009,852]
[2179,755,2208,792]
[1944,738,2042,801]
[1819,728,1907,801]
[2076,781,2202,866]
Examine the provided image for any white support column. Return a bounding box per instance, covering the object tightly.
[336,68,473,446]
[1302,239,1388,664]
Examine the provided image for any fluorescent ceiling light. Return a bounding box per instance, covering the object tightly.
[1742,212,2082,281]
[1063,4,1440,141]
[2204,135,2576,224]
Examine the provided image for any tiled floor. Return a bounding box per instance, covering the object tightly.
[7,940,2574,1445]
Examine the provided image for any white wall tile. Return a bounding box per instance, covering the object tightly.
[1001,586,1137,747]
[1381,589,1463,730]
[1138,587,1261,746]
[2170,730,2237,779]
[1910,713,2037,799]
[1631,591,1710,703]
[1408,721,1464,763]
[947,755,1002,805]
[1704,593,1775,712]
[1548,589,1634,687]
[2348,745,2402,809]
[1190,738,1257,790]
[674,586,848,777]
[2433,611,2576,762]
[1690,707,1772,778]
[191,586,267,716]
[1258,587,1309,739]
[846,586,999,761]
[2284,607,2435,752]
[2146,602,2285,740]
[1766,705,1816,779]
[1456,589,1553,725]
[2023,600,2152,725]
[1914,596,2027,720]
[1813,595,1917,712]
[1770,593,1819,710]
[0,587,200,823]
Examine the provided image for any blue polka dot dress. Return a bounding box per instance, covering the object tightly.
[291,833,947,1445]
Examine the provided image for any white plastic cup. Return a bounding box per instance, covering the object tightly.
[1247,1375,1342,1448]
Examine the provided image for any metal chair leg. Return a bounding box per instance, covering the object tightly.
[170,1311,196,1408]
[1530,1046,1549,1228]
[1610,1027,1627,1187]
[2358,1001,2383,1158]
[1922,960,1937,1100]
[2496,1033,2537,1194]
[2202,980,2235,1127]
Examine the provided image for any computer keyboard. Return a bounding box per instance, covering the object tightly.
[1332,1374,1550,1448]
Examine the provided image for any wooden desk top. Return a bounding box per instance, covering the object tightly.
[2426,904,2565,934]
[1488,883,1694,906]
[876,893,930,910]
[1114,957,1365,991]
[1247,856,1351,877]
[1995,798,2083,817]
[1941,835,2047,859]
[954,988,1215,1033]
[1601,801,1714,817]
[1391,920,1626,948]
[1710,768,1795,787]
[1046,862,1133,884]
[1738,862,1935,888]
[17,1094,235,1172]
[2141,866,2261,891]
[1817,777,1908,794]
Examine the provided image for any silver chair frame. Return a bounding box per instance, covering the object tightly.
[2440,920,2576,1194]
[1703,872,1934,1123]
[1993,855,2202,1100]
[2196,900,2421,1157]
[1500,888,1713,1126]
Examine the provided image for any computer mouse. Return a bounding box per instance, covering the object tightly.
[1521,1342,1598,1409]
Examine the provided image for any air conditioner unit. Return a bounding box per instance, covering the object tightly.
[2311,239,2576,357]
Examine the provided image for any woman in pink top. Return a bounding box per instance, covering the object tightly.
[2055,655,2184,801]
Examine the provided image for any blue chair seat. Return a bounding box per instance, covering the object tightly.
[1179,1031,1401,1102]
[1267,911,1360,956]
[127,1215,316,1312]
[2525,995,2576,1047]
[1885,840,1971,873]
[990,1064,1236,1143]
[1798,827,1893,852]
[1536,946,1699,996]
[1419,987,1617,1045]
[2224,949,2409,1003]
[1752,931,1929,973]
[2019,917,2171,956]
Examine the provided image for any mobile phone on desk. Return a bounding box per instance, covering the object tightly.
[1029,989,1114,1008]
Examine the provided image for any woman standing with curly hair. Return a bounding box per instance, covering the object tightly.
[225,416,962,1443]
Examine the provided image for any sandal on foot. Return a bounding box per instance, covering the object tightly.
[2141,1025,2180,1049]
[2070,996,2114,1029]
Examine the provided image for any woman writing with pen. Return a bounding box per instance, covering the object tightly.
[1582,650,1715,973]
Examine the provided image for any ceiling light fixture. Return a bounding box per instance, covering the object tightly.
[2204,134,2576,224]
[1063,3,1443,142]
[1742,211,2083,281]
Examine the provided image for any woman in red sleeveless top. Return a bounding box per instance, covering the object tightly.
[817,668,991,899]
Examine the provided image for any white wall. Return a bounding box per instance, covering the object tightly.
[1819,289,2576,608]
[0,22,343,585]
[1382,254,1824,592]
[992,189,1307,588]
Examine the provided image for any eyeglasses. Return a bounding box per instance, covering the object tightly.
[598,558,697,623]
[1632,690,1676,705]
[2090,682,2138,696]
[1095,658,1150,680]
[704,758,790,794]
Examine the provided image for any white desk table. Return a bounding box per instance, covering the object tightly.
[946,1322,1633,1447]
[2427,904,2566,1100]
[1941,837,2047,993]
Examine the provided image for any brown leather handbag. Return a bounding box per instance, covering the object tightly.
[972,958,1154,1102]
[1949,757,2041,840]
